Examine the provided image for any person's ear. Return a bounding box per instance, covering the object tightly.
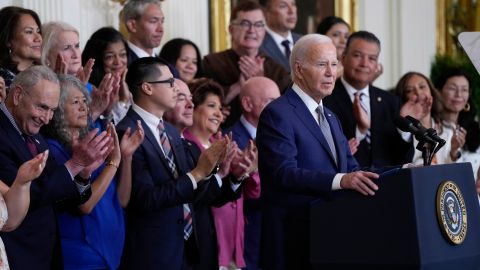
[294,61,304,81]
[140,83,153,96]
[11,86,23,106]
[241,96,253,113]
[126,19,137,33]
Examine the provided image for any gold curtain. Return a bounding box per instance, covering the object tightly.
[335,0,357,31]
[209,0,231,53]
[437,0,480,56]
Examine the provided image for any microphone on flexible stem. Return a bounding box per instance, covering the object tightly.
[395,116,437,166]
[395,116,436,145]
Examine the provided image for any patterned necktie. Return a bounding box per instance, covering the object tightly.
[23,134,38,156]
[316,106,337,165]
[158,120,178,178]
[281,40,291,60]
[158,120,192,240]
[357,92,371,144]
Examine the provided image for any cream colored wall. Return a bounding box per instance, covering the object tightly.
[0,0,436,89]
[357,0,437,89]
[0,0,210,57]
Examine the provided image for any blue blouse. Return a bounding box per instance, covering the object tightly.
[48,139,125,270]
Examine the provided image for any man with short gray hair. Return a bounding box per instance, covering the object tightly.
[0,65,110,269]
[122,0,164,63]
[257,34,379,269]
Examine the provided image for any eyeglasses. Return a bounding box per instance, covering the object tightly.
[138,77,175,88]
[231,20,265,30]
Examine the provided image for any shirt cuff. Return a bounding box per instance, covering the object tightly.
[230,181,242,191]
[74,180,90,194]
[332,173,345,190]
[398,128,412,142]
[214,174,223,188]
[186,173,198,190]
[355,126,366,141]
[65,165,75,180]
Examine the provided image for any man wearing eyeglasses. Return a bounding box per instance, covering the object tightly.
[117,57,231,270]
[259,0,301,72]
[203,0,291,129]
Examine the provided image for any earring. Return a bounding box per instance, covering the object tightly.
[464,102,471,112]
[8,48,11,54]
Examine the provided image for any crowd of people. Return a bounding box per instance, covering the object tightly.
[0,0,479,270]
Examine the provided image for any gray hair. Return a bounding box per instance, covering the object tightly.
[122,0,162,30]
[10,65,59,93]
[42,74,92,147]
[41,21,79,66]
[290,34,333,82]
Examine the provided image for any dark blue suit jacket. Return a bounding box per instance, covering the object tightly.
[117,108,203,270]
[0,108,87,270]
[260,31,302,72]
[225,120,262,270]
[256,89,359,270]
[323,80,413,168]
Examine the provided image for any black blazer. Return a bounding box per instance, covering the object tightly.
[0,109,90,270]
[323,79,413,168]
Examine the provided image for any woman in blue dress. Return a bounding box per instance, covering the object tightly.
[42,74,144,269]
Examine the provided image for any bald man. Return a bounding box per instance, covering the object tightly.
[225,77,280,270]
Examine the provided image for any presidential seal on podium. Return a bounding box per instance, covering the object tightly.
[436,181,467,245]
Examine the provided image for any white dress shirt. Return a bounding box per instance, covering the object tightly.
[266,27,294,57]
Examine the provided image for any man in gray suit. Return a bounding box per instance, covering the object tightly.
[259,0,302,71]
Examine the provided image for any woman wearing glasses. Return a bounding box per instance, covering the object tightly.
[434,67,480,176]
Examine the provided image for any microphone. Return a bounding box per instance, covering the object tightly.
[406,116,446,148]
[426,128,446,148]
[396,116,436,144]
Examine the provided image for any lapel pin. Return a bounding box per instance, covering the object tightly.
[377,97,382,102]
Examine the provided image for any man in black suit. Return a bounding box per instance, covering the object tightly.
[0,66,109,269]
[117,58,229,269]
[122,0,164,63]
[323,31,413,168]
[259,0,302,72]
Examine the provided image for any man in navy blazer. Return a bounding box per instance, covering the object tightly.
[259,0,302,71]
[257,34,380,270]
[226,77,280,270]
[323,31,413,168]
[0,66,109,269]
[117,58,228,270]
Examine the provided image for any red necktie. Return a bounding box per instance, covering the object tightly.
[23,135,38,156]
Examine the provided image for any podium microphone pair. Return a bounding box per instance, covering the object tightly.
[395,115,446,165]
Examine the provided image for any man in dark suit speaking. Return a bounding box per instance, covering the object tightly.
[256,34,380,270]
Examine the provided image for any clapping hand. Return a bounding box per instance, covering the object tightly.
[15,150,49,185]
[238,55,264,79]
[400,93,432,120]
[352,93,370,134]
[76,58,94,85]
[90,73,115,121]
[120,120,145,159]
